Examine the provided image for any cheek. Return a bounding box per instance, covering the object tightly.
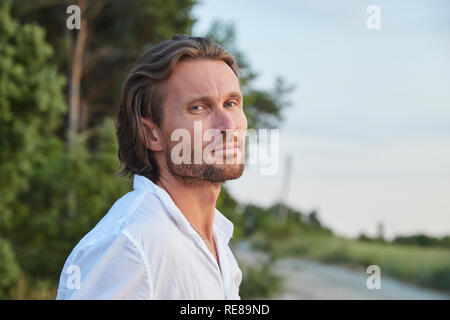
[236,112,248,147]
[235,109,248,130]
[162,121,193,152]
[166,115,196,139]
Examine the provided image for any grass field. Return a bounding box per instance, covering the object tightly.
[249,231,450,293]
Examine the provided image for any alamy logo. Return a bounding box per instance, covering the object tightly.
[366,265,381,290]
[65,264,81,290]
[66,5,81,30]
[366,5,381,30]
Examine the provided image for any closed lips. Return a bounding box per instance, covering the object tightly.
[213,144,238,152]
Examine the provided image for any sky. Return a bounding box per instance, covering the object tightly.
[191,0,450,239]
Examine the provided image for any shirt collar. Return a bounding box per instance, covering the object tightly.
[133,174,234,244]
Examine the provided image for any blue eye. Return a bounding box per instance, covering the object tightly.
[191,105,204,111]
[225,101,236,108]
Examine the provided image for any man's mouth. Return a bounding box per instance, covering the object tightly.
[211,143,240,157]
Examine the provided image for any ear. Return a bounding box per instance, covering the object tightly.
[141,117,163,152]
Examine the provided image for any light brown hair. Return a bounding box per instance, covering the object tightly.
[116,35,240,182]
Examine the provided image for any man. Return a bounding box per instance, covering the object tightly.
[56,35,247,299]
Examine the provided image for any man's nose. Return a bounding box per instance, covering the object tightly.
[214,107,236,133]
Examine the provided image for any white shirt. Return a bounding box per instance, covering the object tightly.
[56,174,242,300]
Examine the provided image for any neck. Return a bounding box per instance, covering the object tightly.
[156,170,221,242]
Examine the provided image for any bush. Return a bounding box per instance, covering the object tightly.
[239,257,283,299]
[0,238,20,298]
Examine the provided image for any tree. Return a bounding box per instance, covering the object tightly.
[12,0,198,138]
[0,237,20,298]
[0,0,65,291]
[0,0,66,235]
[0,0,130,282]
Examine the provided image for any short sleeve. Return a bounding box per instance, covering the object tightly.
[56,232,152,300]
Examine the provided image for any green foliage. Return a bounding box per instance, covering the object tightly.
[0,2,132,285]
[12,0,199,130]
[237,202,332,241]
[393,234,450,249]
[0,238,20,298]
[0,0,66,230]
[239,256,284,300]
[8,272,57,299]
[9,118,132,280]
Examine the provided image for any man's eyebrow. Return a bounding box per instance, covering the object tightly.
[226,91,243,100]
[182,91,242,106]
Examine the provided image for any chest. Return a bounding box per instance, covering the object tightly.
[146,236,241,299]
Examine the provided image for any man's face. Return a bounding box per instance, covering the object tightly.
[158,58,247,186]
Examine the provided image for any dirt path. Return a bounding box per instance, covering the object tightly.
[232,241,450,300]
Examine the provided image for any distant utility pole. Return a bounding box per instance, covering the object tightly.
[277,154,293,223]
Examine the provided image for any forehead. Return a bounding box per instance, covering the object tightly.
[165,58,241,102]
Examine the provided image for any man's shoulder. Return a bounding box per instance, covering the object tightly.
[67,188,170,259]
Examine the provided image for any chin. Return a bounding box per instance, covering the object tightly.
[215,163,245,181]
